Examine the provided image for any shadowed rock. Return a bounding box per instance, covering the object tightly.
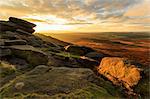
[0,46,12,57]
[76,56,99,69]
[0,21,16,32]
[2,39,27,46]
[9,45,48,66]
[134,68,150,98]
[85,52,108,61]
[16,29,32,35]
[0,21,35,33]
[9,17,36,28]
[65,45,95,55]
[0,31,17,40]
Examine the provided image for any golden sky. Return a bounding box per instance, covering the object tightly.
[0,0,150,33]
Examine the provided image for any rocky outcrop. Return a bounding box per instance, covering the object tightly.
[0,17,50,67]
[9,17,36,28]
[97,57,141,92]
[64,45,95,55]
[0,17,36,33]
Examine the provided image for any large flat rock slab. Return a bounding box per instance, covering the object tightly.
[9,17,36,28]
[0,66,114,98]
[9,45,48,66]
[1,39,27,46]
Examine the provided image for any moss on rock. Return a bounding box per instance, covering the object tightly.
[0,61,16,78]
[0,66,116,98]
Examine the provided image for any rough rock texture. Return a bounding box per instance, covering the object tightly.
[65,45,95,56]
[0,21,16,32]
[1,39,27,46]
[0,21,35,33]
[0,32,17,40]
[0,65,116,98]
[0,47,12,57]
[98,57,141,91]
[0,61,16,78]
[9,45,48,66]
[0,61,17,87]
[9,17,36,28]
[15,29,32,36]
[76,56,99,69]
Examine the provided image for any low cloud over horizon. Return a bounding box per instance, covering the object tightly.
[0,0,150,32]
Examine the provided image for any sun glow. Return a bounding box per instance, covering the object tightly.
[34,22,75,32]
[22,15,77,32]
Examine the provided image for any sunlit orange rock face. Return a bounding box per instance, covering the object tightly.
[97,57,141,91]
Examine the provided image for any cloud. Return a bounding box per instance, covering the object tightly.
[0,0,149,31]
[0,0,143,20]
[64,22,93,25]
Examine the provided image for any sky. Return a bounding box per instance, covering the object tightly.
[0,0,150,33]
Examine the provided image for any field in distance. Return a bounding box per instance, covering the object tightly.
[41,32,150,67]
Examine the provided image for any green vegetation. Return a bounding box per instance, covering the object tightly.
[55,52,81,59]
[0,61,16,77]
[50,83,114,99]
[0,66,117,98]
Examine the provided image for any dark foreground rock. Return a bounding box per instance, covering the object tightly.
[0,39,27,46]
[0,65,121,98]
[134,68,150,98]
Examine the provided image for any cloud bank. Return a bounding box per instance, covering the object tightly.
[0,0,149,32]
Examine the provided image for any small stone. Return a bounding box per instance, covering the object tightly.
[15,82,25,90]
